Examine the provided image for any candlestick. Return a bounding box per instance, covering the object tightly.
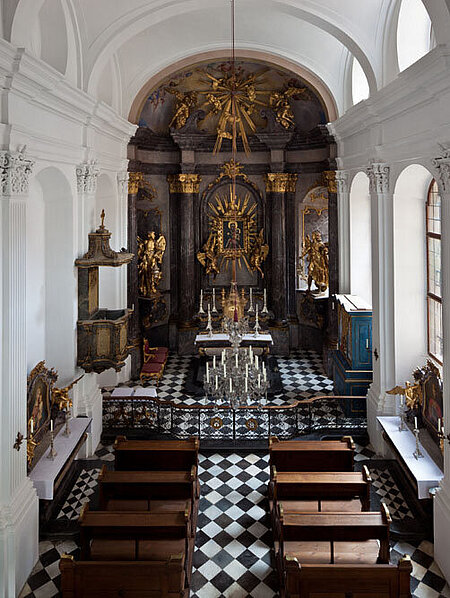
[30,418,34,434]
[63,408,71,437]
[206,304,213,337]
[258,374,261,388]
[223,364,226,377]
[47,429,58,460]
[263,369,267,382]
[414,417,418,430]
[229,378,232,393]
[198,290,205,315]
[413,428,424,460]
[248,287,254,313]
[235,353,238,367]
[213,355,216,369]
[215,375,218,390]
[206,362,210,383]
[245,363,248,377]
[50,419,53,432]
[261,288,269,315]
[255,354,259,369]
[212,288,217,313]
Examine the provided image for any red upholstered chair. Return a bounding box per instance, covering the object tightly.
[140,340,169,384]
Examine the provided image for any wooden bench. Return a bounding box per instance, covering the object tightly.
[277,505,392,569]
[269,436,355,473]
[271,466,371,517]
[60,553,188,598]
[113,437,199,471]
[283,557,412,598]
[97,466,199,536]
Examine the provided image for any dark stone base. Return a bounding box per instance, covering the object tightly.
[177,327,197,355]
[269,326,289,356]
[299,323,323,352]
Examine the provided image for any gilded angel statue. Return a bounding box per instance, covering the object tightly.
[249,229,269,277]
[269,86,309,129]
[386,381,423,410]
[137,231,166,296]
[197,232,220,278]
[299,230,329,293]
[52,375,84,411]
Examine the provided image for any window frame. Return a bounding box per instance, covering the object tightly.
[426,179,443,365]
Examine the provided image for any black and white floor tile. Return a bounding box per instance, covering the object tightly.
[56,468,101,520]
[369,466,414,520]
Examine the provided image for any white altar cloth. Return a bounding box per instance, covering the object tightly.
[195,333,273,344]
[378,416,443,499]
[29,417,92,500]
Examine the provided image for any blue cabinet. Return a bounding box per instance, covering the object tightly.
[331,295,373,410]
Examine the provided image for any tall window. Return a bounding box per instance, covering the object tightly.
[427,180,443,363]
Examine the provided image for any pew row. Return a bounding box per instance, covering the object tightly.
[60,554,189,598]
[269,436,355,474]
[282,557,412,598]
[113,436,199,471]
[97,466,199,536]
[271,466,372,517]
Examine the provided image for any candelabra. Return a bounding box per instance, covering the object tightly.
[198,289,205,315]
[212,288,218,313]
[248,288,255,313]
[206,304,213,337]
[47,422,58,460]
[413,423,424,460]
[261,288,269,315]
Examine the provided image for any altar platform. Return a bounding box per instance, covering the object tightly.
[195,332,273,355]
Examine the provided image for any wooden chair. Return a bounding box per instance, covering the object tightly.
[113,437,199,472]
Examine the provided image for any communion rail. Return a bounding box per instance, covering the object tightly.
[102,395,366,440]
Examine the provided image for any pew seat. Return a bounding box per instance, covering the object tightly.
[90,538,187,562]
[279,540,380,565]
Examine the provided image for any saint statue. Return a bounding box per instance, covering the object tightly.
[197,232,220,278]
[299,230,329,293]
[137,232,166,296]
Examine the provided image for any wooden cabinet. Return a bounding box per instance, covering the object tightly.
[331,295,373,410]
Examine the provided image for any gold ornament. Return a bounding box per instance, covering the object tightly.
[249,229,269,278]
[265,173,298,193]
[197,232,221,278]
[137,232,166,296]
[323,170,337,193]
[166,89,198,129]
[167,174,201,194]
[52,375,83,411]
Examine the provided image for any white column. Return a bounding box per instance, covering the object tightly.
[365,161,396,454]
[336,170,350,293]
[73,162,102,455]
[432,148,450,582]
[0,150,39,597]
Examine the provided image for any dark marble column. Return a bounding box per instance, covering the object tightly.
[127,172,143,379]
[264,173,297,355]
[323,170,339,372]
[167,174,201,354]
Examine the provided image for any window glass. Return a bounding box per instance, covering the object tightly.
[427,179,443,363]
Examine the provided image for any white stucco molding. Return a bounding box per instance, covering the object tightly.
[335,170,349,194]
[366,161,390,195]
[76,160,99,194]
[0,148,34,196]
[432,146,450,193]
[117,171,129,197]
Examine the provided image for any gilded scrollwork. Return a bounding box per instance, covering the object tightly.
[197,232,221,278]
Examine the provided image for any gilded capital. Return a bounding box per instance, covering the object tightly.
[264,173,298,193]
[323,170,337,194]
[128,172,144,195]
[167,174,201,194]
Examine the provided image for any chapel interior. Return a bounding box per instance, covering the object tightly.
[1,1,450,597]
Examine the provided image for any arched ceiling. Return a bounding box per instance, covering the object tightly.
[8,0,450,121]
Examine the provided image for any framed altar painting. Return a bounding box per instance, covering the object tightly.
[421,361,443,440]
[27,361,57,444]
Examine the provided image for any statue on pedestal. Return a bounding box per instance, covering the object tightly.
[299,230,329,293]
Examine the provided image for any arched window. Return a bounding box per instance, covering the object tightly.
[426,180,442,363]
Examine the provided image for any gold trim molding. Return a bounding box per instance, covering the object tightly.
[167,174,202,194]
[128,172,144,194]
[323,170,337,193]
[264,173,298,193]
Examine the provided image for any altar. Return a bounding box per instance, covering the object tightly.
[195,332,273,356]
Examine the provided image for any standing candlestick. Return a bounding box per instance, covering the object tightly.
[212,288,218,313]
[248,287,255,313]
[413,428,424,460]
[261,288,269,315]
[47,428,58,460]
[254,304,261,336]
[198,290,205,315]
[206,304,213,337]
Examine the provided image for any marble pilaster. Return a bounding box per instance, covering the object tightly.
[336,170,350,293]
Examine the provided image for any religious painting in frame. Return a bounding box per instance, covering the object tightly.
[420,360,443,440]
[27,361,57,444]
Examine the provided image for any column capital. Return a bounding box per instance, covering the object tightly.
[323,170,337,194]
[335,170,349,194]
[264,173,297,193]
[167,173,201,194]
[76,160,99,194]
[117,171,129,195]
[432,148,450,193]
[366,161,390,194]
[0,149,34,196]
[128,171,144,194]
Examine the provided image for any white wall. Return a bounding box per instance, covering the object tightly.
[350,172,372,304]
[26,178,46,370]
[393,164,430,383]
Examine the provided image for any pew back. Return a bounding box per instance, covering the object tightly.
[113,437,199,471]
[269,437,354,473]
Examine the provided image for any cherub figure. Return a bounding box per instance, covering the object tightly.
[197,232,220,278]
[52,375,84,411]
[249,229,269,277]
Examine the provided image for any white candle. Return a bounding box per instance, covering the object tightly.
[213,355,216,369]
[245,363,249,377]
[208,303,211,314]
[222,350,225,364]
[264,288,267,302]
[30,418,34,434]
[258,374,261,388]
[256,304,259,315]
[213,288,215,301]
[255,354,259,369]
[206,362,210,383]
[235,353,238,367]
[438,418,442,433]
[223,364,226,377]
[50,419,53,432]
[215,375,218,390]
[229,378,232,392]
[263,369,267,382]
[414,417,418,430]
[250,287,253,303]
[245,377,248,393]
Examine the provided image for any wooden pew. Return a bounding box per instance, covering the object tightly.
[277,505,392,570]
[113,436,199,472]
[283,556,412,598]
[269,436,355,473]
[271,466,372,516]
[60,553,188,598]
[97,465,199,536]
